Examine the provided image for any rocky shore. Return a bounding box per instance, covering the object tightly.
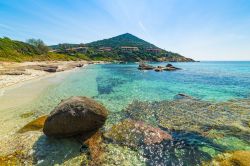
[1,94,249,165]
[0,61,105,89]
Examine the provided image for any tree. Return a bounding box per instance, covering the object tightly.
[58,43,69,50]
[26,38,49,54]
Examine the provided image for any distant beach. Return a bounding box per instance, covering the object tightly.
[0,61,107,90]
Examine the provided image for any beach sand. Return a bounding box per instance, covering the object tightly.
[0,61,104,89]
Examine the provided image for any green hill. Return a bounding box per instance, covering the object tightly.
[0,34,195,62]
[85,33,194,62]
[87,33,157,49]
[51,33,194,62]
[0,37,77,62]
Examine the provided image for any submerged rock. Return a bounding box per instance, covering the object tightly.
[208,150,250,166]
[84,131,105,165]
[123,97,250,142]
[0,150,30,166]
[43,96,108,138]
[19,111,35,118]
[83,131,146,165]
[18,115,48,133]
[104,119,172,147]
[174,93,193,100]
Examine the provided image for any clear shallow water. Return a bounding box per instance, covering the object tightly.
[29,61,250,113]
[0,61,250,165]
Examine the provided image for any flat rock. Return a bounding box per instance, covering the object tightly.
[104,119,172,147]
[18,115,48,133]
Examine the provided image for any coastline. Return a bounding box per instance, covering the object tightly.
[0,61,105,91]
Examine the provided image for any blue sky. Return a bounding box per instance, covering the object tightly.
[0,0,250,60]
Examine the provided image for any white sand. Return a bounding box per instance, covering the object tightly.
[0,69,47,89]
[0,61,94,89]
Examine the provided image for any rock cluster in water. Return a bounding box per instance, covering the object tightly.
[138,62,181,72]
[11,95,250,165]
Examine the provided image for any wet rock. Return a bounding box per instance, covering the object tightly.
[166,63,173,67]
[18,115,48,133]
[123,98,250,143]
[208,151,250,166]
[4,71,26,75]
[154,66,163,72]
[163,66,181,71]
[83,131,146,166]
[104,119,172,147]
[19,111,35,118]
[174,93,193,100]
[138,62,154,70]
[0,69,28,75]
[31,65,58,72]
[43,96,108,138]
[138,62,181,71]
[43,66,58,72]
[163,63,181,71]
[124,100,158,126]
[84,131,105,165]
[76,64,84,67]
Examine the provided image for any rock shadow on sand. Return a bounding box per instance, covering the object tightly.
[32,135,83,165]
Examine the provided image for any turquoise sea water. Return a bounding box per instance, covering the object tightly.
[1,61,250,165]
[33,61,250,113]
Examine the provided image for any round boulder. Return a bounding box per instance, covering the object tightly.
[43,96,108,137]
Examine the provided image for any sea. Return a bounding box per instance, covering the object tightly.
[0,61,250,165]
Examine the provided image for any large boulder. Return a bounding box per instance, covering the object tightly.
[43,96,108,137]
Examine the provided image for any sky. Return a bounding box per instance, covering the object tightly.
[0,0,250,60]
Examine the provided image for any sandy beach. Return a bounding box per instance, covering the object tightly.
[0,61,104,89]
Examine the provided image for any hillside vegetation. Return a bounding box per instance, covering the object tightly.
[0,37,77,62]
[52,33,194,62]
[87,33,157,49]
[1,34,194,62]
